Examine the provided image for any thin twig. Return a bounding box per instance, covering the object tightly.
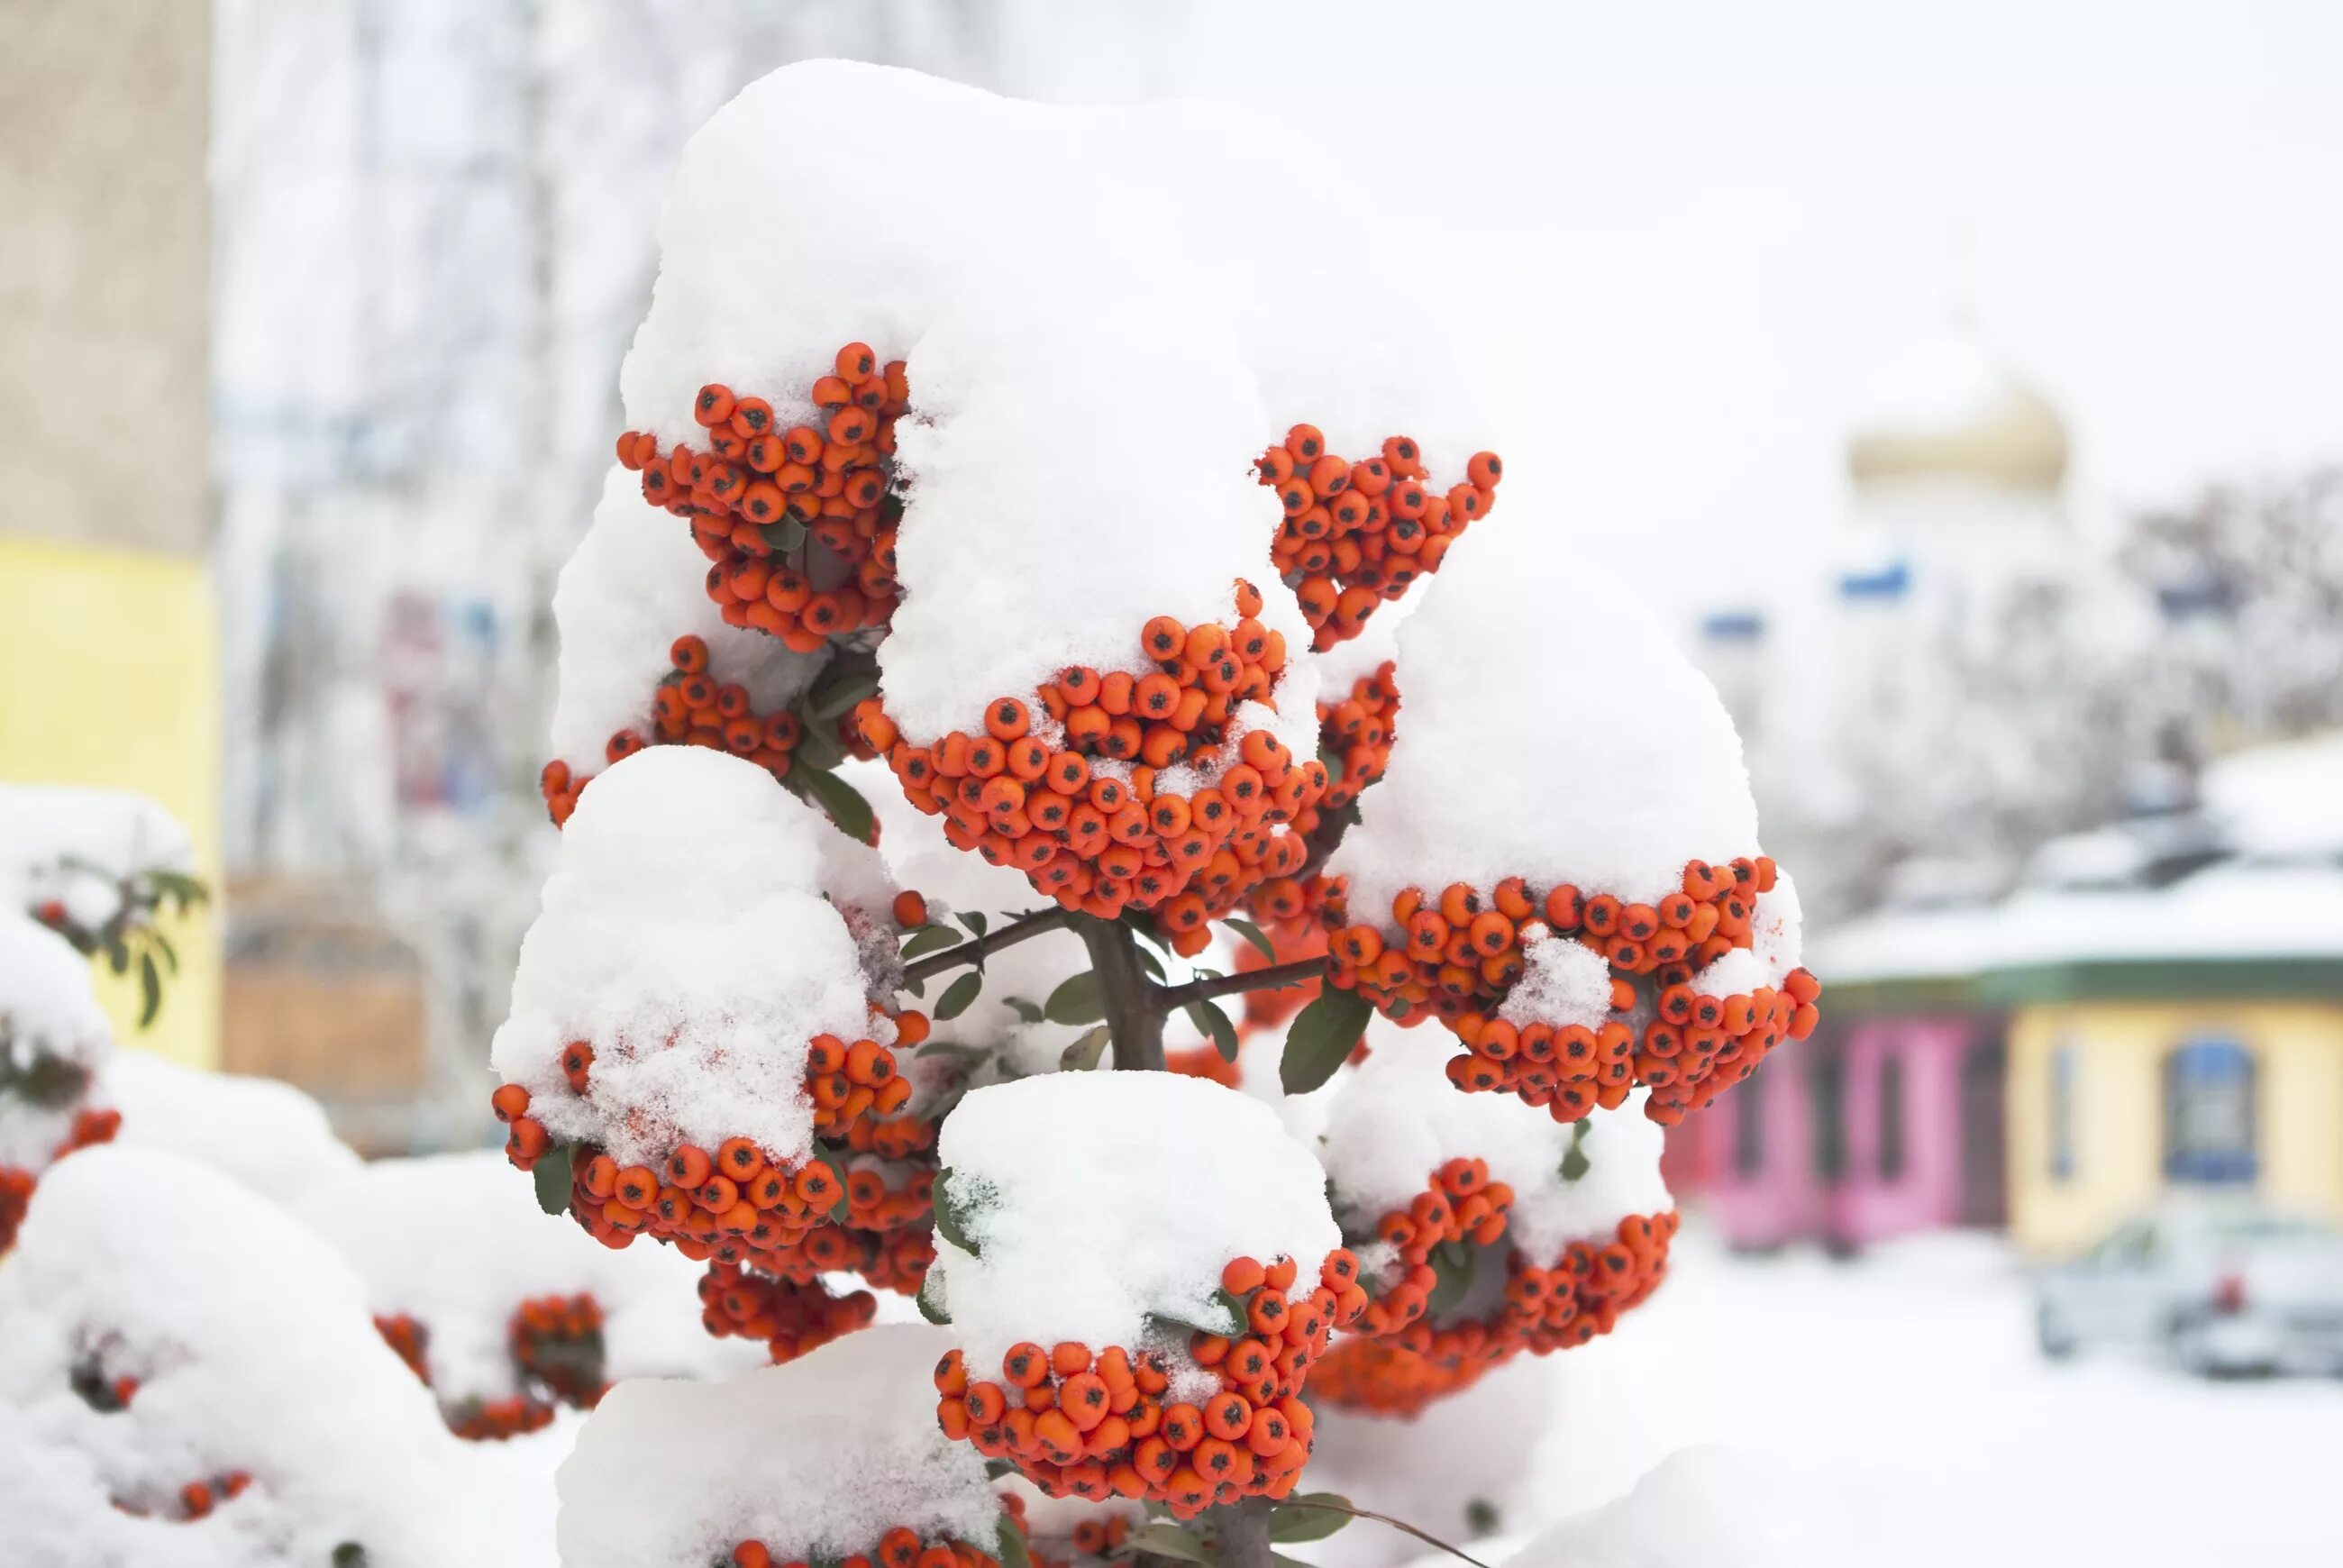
[1149,956,1329,1015]
[901,907,1074,982]
[1293,1502,1494,1568]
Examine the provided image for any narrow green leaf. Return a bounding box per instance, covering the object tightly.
[996,1518,1033,1568]
[1132,942,1166,981]
[1317,745,1345,785]
[932,1168,980,1255]
[137,951,161,1028]
[105,937,130,976]
[1058,1026,1110,1071]
[916,1276,952,1325]
[809,669,882,722]
[1280,988,1372,1094]
[793,718,845,771]
[1186,998,1240,1063]
[1003,996,1044,1025]
[1270,1496,1355,1544]
[150,928,178,974]
[814,1148,851,1221]
[533,1143,576,1217]
[1125,1525,1210,1563]
[959,911,990,938]
[1149,1288,1247,1341]
[761,517,808,552]
[1425,1244,1476,1315]
[798,767,874,842]
[1043,970,1106,1026]
[1560,1119,1591,1182]
[1225,916,1279,963]
[900,925,965,962]
[935,970,984,1021]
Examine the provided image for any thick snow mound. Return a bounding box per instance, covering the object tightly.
[549,465,830,773]
[1330,529,1758,913]
[556,1325,998,1568]
[1,912,114,1170]
[929,1071,1339,1377]
[105,1051,362,1198]
[1318,1026,1669,1267]
[0,1145,552,1568]
[1503,1445,1866,1568]
[490,746,880,1167]
[303,1150,763,1403]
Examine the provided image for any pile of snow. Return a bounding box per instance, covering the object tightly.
[0,1146,553,1568]
[0,913,114,1170]
[927,1072,1338,1387]
[1501,1445,1869,1568]
[556,1325,998,1568]
[1317,1026,1669,1269]
[0,784,195,933]
[1329,529,1758,916]
[489,747,884,1169]
[104,1050,362,1198]
[304,1151,764,1403]
[549,468,834,775]
[1495,933,1617,1035]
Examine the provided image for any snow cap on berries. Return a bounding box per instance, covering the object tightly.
[489,746,885,1168]
[1330,525,1761,916]
[556,1325,1000,1568]
[927,1071,1341,1380]
[0,913,114,1170]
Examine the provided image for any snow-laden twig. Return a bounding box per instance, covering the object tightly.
[902,907,1075,983]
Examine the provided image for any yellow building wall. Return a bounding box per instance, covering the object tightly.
[0,535,222,1069]
[2008,998,2343,1257]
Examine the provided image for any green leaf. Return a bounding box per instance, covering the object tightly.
[916,1275,952,1325]
[331,1545,370,1568]
[1225,916,1279,963]
[1124,1525,1210,1563]
[105,936,130,976]
[932,1167,980,1255]
[1044,971,1106,1026]
[1317,745,1345,785]
[813,1148,852,1221]
[935,970,984,1021]
[798,767,874,842]
[1186,998,1240,1063]
[533,1143,577,1217]
[959,911,990,938]
[1560,1119,1591,1182]
[1425,1243,1476,1315]
[1002,996,1044,1025]
[809,669,881,722]
[1150,1287,1247,1341]
[793,717,845,771]
[996,1518,1033,1568]
[146,869,211,908]
[761,517,808,552]
[1058,1026,1110,1071]
[1271,1494,1357,1544]
[900,925,965,962]
[1280,988,1372,1094]
[1133,942,1166,981]
[136,951,161,1028]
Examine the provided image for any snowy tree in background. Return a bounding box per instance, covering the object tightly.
[482,63,1820,1568]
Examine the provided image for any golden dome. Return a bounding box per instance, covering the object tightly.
[1847,333,2069,496]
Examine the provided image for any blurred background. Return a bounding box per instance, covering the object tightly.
[6,0,2342,1552]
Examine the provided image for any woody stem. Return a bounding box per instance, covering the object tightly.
[901,907,1073,983]
[1076,916,1166,1071]
[1151,956,1327,1015]
[1212,1496,1275,1568]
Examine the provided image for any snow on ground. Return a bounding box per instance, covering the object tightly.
[1508,1225,2343,1568]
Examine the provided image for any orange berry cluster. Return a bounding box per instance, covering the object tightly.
[374,1313,431,1382]
[996,1491,1134,1568]
[728,1528,1003,1568]
[1321,858,1820,1123]
[932,1250,1365,1518]
[617,344,909,653]
[1317,1206,1680,1417]
[1317,661,1399,820]
[119,1471,254,1524]
[0,1106,121,1253]
[858,582,1328,935]
[540,634,817,827]
[697,1263,879,1365]
[1259,427,1502,649]
[511,1291,608,1408]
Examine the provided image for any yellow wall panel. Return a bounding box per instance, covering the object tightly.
[0,535,221,1069]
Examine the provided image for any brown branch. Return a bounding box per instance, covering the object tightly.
[1077,916,1166,1071]
[1151,956,1328,1015]
[901,907,1073,983]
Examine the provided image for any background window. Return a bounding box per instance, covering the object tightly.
[2050,1043,2078,1182]
[1734,1062,1765,1180]
[1878,1053,1907,1181]
[2163,1039,2256,1184]
[1810,1045,1846,1185]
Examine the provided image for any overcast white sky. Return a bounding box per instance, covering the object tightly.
[1086,0,2343,597]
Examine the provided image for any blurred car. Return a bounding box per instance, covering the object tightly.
[2033,1201,2343,1376]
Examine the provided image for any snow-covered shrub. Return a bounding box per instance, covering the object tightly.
[1,913,120,1252]
[1,783,205,1027]
[478,58,1820,1566]
[0,1145,552,1567]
